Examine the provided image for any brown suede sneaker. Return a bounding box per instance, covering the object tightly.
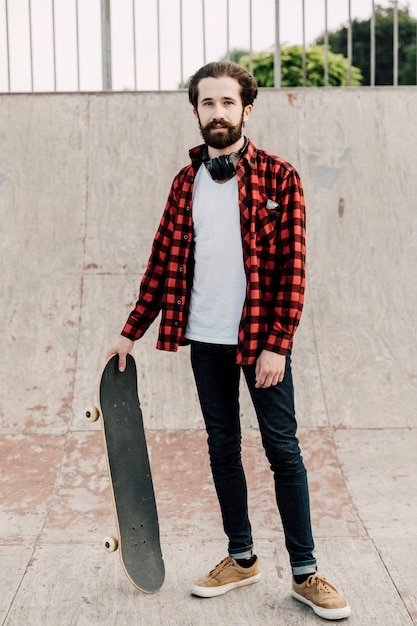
[291,574,351,620]
[191,556,261,598]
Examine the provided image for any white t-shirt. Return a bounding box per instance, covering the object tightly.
[185,165,246,345]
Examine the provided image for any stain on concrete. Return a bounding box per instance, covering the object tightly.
[314,164,342,189]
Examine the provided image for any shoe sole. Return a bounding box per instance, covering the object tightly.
[291,590,351,620]
[191,572,262,598]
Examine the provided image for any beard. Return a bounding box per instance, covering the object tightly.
[199,115,244,150]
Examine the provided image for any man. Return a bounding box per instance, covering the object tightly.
[107,61,350,621]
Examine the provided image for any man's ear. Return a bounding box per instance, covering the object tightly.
[243,104,253,123]
[193,108,199,119]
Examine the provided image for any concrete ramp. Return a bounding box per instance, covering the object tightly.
[1,90,416,624]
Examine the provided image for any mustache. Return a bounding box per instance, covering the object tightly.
[201,119,235,131]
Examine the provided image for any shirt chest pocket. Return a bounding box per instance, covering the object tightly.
[255,206,280,249]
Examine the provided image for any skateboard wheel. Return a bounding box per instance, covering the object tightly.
[85,406,99,422]
[104,536,118,553]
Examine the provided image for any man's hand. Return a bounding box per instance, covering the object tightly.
[255,350,286,388]
[106,336,135,372]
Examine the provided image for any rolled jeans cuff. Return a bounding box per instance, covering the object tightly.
[229,547,254,560]
[292,562,317,576]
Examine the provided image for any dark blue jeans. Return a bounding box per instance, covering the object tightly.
[190,341,316,576]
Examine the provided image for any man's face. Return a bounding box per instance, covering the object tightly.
[193,76,252,150]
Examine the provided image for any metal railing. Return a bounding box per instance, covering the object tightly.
[0,0,415,93]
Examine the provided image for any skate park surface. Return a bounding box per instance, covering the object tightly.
[1,88,416,625]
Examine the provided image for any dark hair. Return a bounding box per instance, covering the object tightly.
[188,61,258,109]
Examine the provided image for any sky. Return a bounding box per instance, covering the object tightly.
[1,0,416,92]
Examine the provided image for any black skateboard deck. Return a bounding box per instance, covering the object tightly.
[89,354,164,593]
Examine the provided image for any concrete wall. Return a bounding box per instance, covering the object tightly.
[1,88,416,433]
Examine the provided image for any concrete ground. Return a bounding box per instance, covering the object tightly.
[1,89,417,625]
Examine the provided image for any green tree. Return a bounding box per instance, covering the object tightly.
[239,45,362,87]
[316,3,417,85]
[224,49,249,64]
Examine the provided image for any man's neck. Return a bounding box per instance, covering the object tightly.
[206,136,245,160]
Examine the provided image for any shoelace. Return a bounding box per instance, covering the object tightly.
[209,557,234,577]
[306,574,338,594]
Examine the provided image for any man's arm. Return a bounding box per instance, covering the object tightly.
[265,166,306,355]
[255,164,306,386]
[105,177,180,371]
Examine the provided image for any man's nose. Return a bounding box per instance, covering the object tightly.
[211,104,226,119]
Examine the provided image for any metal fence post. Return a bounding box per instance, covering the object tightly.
[347,0,352,86]
[274,0,281,88]
[28,0,34,91]
[101,0,112,90]
[393,0,398,86]
[371,0,375,86]
[302,0,306,86]
[324,0,329,86]
[5,0,11,91]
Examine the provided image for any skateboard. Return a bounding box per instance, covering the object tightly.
[85,354,165,593]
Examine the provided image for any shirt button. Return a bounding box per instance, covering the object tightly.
[176,299,182,305]
[186,206,190,211]
[174,321,179,326]
[183,234,188,240]
[179,267,184,272]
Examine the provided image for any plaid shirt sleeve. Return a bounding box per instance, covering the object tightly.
[121,181,178,341]
[237,149,306,363]
[122,200,172,341]
[121,165,194,345]
[265,165,306,354]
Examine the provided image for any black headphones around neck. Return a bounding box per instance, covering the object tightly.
[203,137,249,181]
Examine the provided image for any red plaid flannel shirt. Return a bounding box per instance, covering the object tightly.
[122,139,306,365]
